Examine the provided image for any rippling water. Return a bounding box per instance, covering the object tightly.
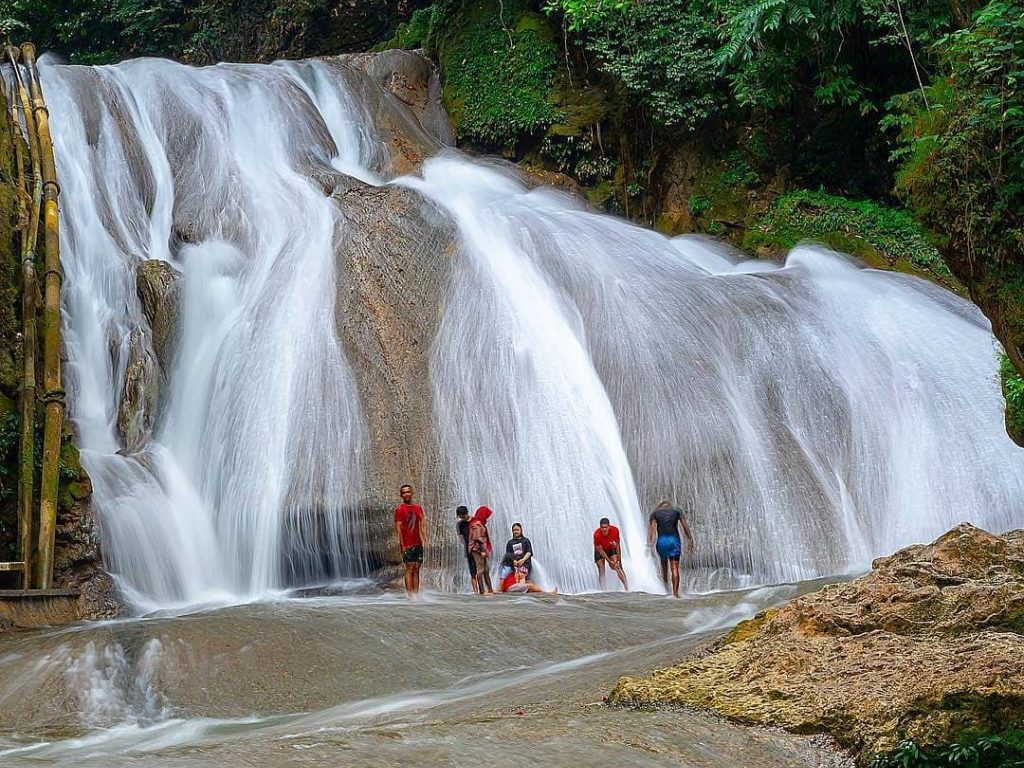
[0,585,844,767]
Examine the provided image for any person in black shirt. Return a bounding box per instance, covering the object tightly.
[647,500,694,598]
[455,505,479,593]
[504,522,534,578]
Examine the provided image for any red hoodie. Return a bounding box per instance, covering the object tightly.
[468,506,493,555]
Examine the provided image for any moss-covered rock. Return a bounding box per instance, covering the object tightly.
[426,0,560,151]
[743,190,964,293]
[610,524,1024,764]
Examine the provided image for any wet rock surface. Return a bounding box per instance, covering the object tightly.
[335,50,454,177]
[135,259,181,369]
[332,181,456,565]
[609,523,1024,763]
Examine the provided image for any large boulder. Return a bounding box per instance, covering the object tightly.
[609,523,1024,763]
[332,181,457,569]
[136,259,181,368]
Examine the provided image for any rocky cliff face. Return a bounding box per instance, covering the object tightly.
[609,523,1024,763]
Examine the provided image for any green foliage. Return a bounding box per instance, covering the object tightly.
[869,730,1024,768]
[374,7,433,51]
[5,0,188,64]
[431,0,560,150]
[1000,353,1024,444]
[744,189,954,283]
[892,1,1024,264]
[891,0,1024,367]
[567,0,725,131]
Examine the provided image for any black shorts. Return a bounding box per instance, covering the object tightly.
[402,545,424,564]
[465,553,477,577]
[595,546,619,563]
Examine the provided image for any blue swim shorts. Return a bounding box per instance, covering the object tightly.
[655,534,682,562]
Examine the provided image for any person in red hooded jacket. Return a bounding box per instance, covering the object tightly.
[467,506,495,595]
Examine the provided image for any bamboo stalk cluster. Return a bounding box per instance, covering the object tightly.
[3,42,64,591]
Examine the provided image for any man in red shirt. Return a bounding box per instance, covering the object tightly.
[593,517,628,591]
[394,484,426,598]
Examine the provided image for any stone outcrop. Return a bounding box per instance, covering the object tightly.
[609,523,1024,763]
[53,444,125,622]
[332,181,456,567]
[337,50,454,177]
[136,259,181,369]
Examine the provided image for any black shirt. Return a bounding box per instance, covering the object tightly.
[650,506,684,537]
[457,519,470,554]
[505,536,534,574]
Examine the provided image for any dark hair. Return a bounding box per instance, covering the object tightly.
[599,517,610,525]
[511,522,523,533]
[400,484,413,492]
[456,505,469,517]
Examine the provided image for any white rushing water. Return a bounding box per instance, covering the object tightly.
[31,54,1024,607]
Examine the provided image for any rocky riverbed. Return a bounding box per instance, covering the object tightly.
[610,523,1024,763]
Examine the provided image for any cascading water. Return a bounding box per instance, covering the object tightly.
[33,51,1024,608]
[407,158,1024,592]
[42,57,385,610]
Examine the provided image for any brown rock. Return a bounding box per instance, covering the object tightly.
[609,524,1024,763]
[136,258,181,367]
[332,181,457,567]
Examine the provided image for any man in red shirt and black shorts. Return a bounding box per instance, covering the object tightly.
[394,484,426,598]
[593,517,628,591]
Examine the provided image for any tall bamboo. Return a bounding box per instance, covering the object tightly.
[22,44,63,590]
[7,46,41,590]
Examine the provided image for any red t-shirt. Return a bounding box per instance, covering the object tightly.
[593,525,621,553]
[394,503,424,549]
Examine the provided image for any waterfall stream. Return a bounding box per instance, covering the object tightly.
[33,53,1024,608]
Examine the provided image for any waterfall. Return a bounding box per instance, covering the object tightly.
[35,53,1024,608]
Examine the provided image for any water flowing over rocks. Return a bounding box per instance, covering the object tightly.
[609,523,1024,763]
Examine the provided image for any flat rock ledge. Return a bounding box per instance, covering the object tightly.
[608,523,1024,765]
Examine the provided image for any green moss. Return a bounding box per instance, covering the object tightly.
[723,609,776,645]
[429,0,560,150]
[744,190,963,292]
[373,6,433,51]
[1000,353,1024,446]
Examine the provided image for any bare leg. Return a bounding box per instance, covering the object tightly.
[596,559,606,590]
[404,563,414,597]
[482,568,494,594]
[660,557,669,588]
[526,583,557,594]
[670,560,681,598]
[411,563,421,595]
[611,557,628,590]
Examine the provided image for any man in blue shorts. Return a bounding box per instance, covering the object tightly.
[647,500,695,597]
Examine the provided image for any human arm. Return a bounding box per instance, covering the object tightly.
[394,516,403,555]
[647,518,657,549]
[518,538,533,566]
[679,516,694,555]
[417,508,427,549]
[595,544,610,564]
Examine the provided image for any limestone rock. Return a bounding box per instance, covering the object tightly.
[117,327,159,453]
[136,258,181,367]
[54,445,126,621]
[334,51,454,177]
[609,523,1024,763]
[332,181,457,568]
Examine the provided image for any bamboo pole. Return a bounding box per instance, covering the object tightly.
[7,46,41,590]
[21,44,63,590]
